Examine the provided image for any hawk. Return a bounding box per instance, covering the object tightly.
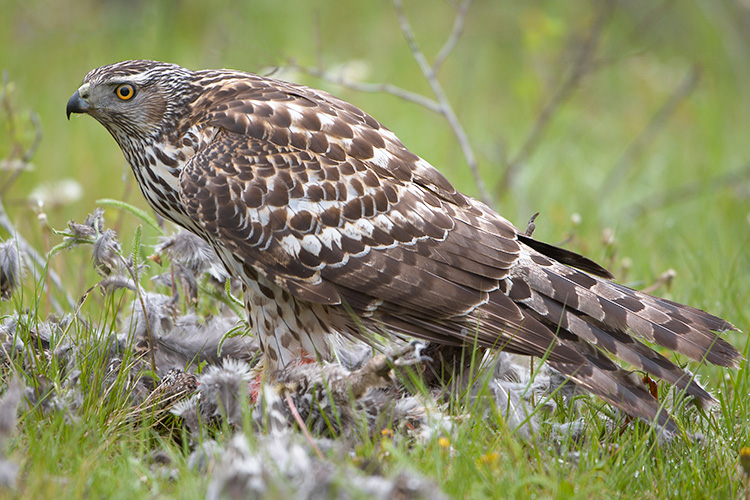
[67,60,741,430]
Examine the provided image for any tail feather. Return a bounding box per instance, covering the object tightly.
[502,243,743,426]
[608,283,741,367]
[511,251,741,369]
[549,339,676,431]
[516,286,715,407]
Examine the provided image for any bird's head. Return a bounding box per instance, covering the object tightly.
[67,60,199,144]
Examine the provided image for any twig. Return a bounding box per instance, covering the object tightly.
[599,65,701,196]
[432,0,474,75]
[393,0,492,206]
[0,72,43,196]
[285,393,325,460]
[287,63,442,113]
[524,212,540,237]
[22,113,42,163]
[496,2,612,195]
[623,161,750,219]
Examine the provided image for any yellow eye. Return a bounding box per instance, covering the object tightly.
[115,83,136,100]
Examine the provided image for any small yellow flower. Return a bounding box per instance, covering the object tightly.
[438,436,451,449]
[478,451,499,466]
[740,447,750,476]
[380,428,394,439]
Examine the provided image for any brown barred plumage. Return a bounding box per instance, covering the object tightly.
[67,60,742,430]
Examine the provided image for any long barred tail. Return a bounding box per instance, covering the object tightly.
[507,242,741,429]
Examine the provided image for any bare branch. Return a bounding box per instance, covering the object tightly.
[599,65,701,196]
[22,112,42,163]
[524,212,540,237]
[0,74,43,197]
[497,3,613,195]
[286,62,442,113]
[433,0,474,75]
[623,161,750,220]
[393,0,492,205]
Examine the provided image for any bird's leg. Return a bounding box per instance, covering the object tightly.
[248,352,318,404]
[341,341,431,399]
[248,360,264,405]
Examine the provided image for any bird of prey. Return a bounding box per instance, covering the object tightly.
[67,60,741,430]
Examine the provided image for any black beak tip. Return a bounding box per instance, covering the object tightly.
[66,91,88,120]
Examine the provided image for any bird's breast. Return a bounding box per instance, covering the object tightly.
[123,125,216,232]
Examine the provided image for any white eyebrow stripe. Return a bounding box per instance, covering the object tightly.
[89,73,152,87]
[112,75,150,85]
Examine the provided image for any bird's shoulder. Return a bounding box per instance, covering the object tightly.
[184,71,468,207]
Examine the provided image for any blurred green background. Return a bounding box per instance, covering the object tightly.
[1,0,749,327]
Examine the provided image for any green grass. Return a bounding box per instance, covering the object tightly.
[2,0,750,498]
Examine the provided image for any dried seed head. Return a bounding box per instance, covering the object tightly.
[65,208,105,243]
[64,209,124,276]
[84,208,106,234]
[91,229,122,276]
[153,230,228,282]
[199,359,254,424]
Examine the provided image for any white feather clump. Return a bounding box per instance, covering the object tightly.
[204,431,447,500]
[0,377,22,489]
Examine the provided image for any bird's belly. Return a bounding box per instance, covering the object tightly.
[210,244,334,370]
[242,274,334,369]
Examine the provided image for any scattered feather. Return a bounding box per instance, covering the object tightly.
[0,377,22,489]
[0,240,23,300]
[205,432,446,500]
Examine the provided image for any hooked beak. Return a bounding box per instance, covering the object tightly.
[66,89,90,119]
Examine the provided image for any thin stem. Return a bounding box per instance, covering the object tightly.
[600,65,701,196]
[287,62,442,113]
[393,0,492,205]
[497,2,612,195]
[285,393,325,460]
[432,0,474,75]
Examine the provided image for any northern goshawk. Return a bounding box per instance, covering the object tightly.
[66,60,741,429]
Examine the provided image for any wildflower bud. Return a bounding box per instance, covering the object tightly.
[740,447,750,476]
[36,210,49,230]
[477,451,499,466]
